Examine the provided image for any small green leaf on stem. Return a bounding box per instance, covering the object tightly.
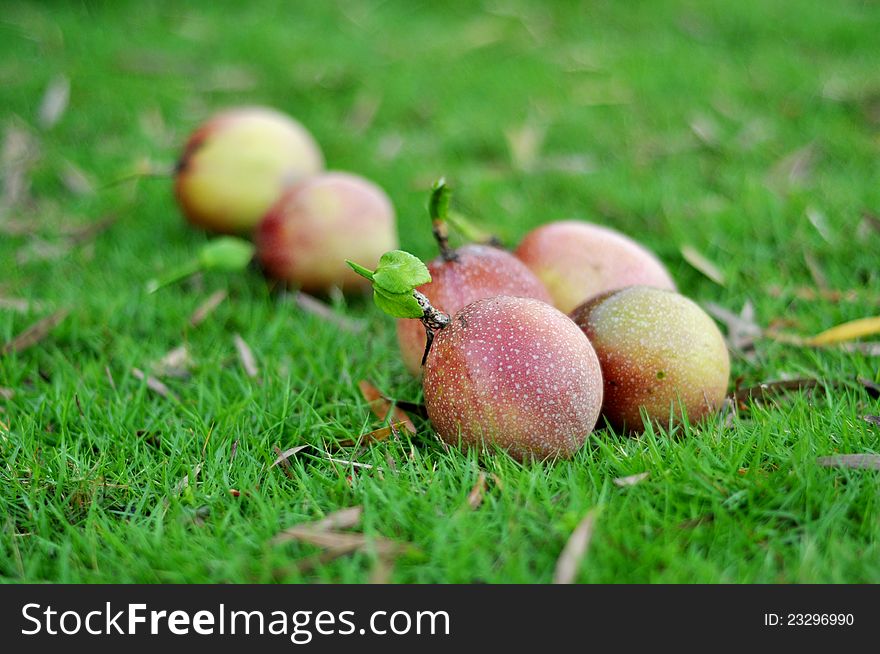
[372,250,431,293]
[198,237,255,271]
[346,260,375,281]
[373,286,424,318]
[147,237,254,293]
[349,250,432,319]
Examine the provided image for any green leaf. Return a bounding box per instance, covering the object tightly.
[373,286,424,318]
[198,237,256,272]
[347,250,431,318]
[372,250,431,294]
[346,260,375,281]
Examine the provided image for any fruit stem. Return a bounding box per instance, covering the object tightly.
[414,289,450,366]
[346,250,449,364]
[429,178,458,263]
[98,166,174,191]
[145,259,202,294]
[446,210,504,248]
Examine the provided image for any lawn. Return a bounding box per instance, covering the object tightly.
[1,0,879,583]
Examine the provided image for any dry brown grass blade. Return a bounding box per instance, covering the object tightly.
[308,506,365,532]
[15,238,72,265]
[806,316,880,346]
[336,423,403,448]
[138,106,173,147]
[505,123,546,171]
[294,292,365,333]
[689,113,720,149]
[346,91,382,135]
[104,365,116,391]
[466,471,488,509]
[840,342,880,356]
[0,387,14,400]
[817,454,880,471]
[729,378,822,405]
[233,333,258,378]
[65,214,117,245]
[270,505,364,547]
[278,530,400,552]
[678,514,714,530]
[719,397,737,428]
[269,445,310,469]
[281,546,364,577]
[2,123,40,209]
[806,207,833,243]
[1,308,69,355]
[766,284,861,305]
[131,367,176,400]
[0,297,36,313]
[553,509,597,584]
[174,462,203,496]
[324,456,376,470]
[159,462,203,513]
[803,251,830,292]
[763,329,808,346]
[273,535,408,579]
[704,301,761,351]
[680,245,726,286]
[358,380,417,434]
[767,142,817,192]
[152,344,193,379]
[860,211,880,237]
[272,446,294,478]
[60,160,95,196]
[613,472,649,487]
[390,398,429,420]
[189,289,227,327]
[37,76,70,129]
[0,217,31,238]
[368,553,396,584]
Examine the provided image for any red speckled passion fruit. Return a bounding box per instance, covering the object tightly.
[423,295,603,460]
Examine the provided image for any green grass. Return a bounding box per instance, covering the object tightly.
[2,0,880,583]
